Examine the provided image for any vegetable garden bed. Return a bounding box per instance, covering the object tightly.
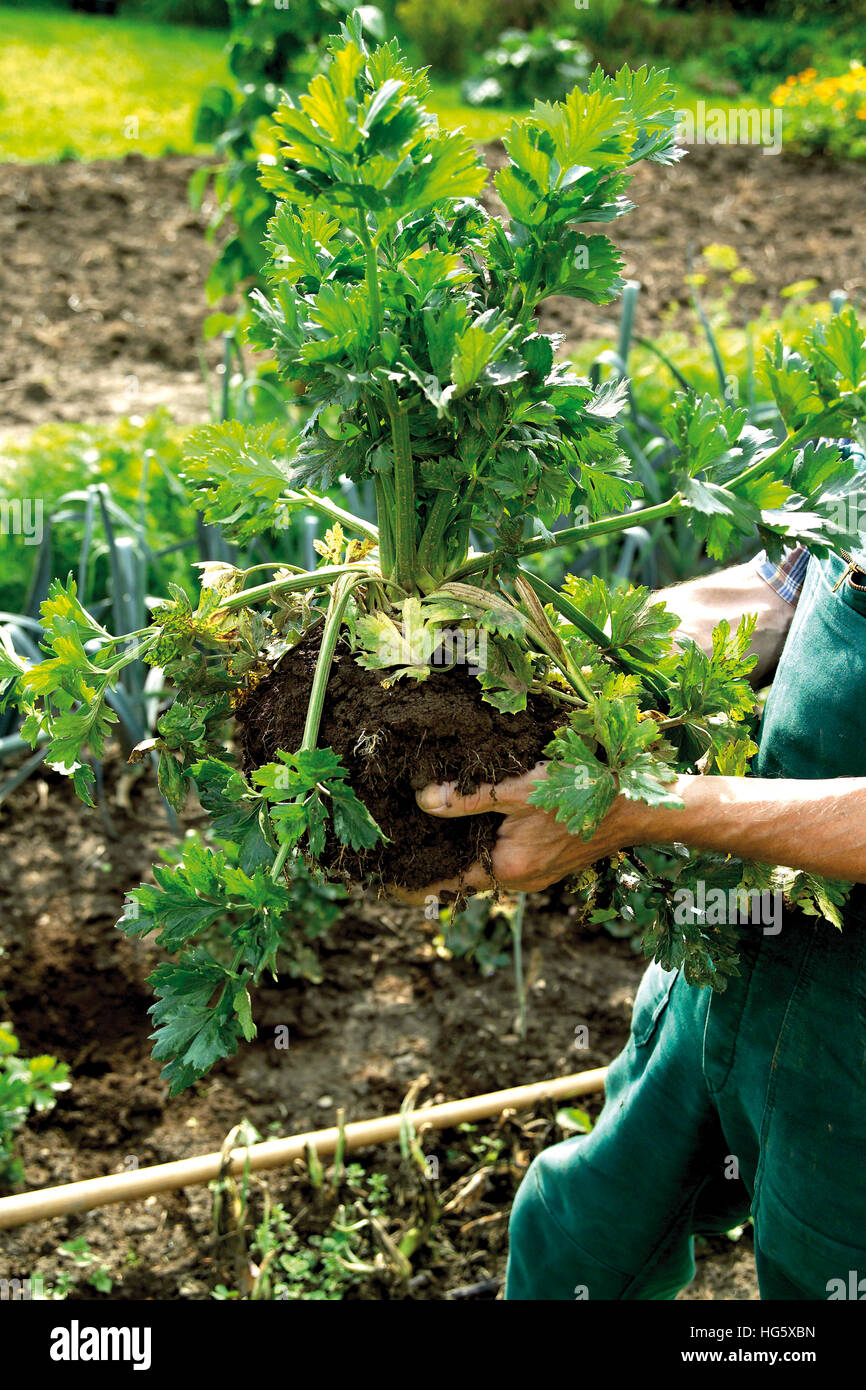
[4,8,866,1307]
[0,762,756,1298]
[12,20,861,1097]
[2,143,865,436]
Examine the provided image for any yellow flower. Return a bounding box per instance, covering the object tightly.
[702,242,739,273]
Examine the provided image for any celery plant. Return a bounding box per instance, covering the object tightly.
[4,12,866,1089]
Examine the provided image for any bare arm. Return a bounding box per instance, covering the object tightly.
[410,768,866,899]
[635,773,866,881]
[409,555,865,901]
[661,560,797,684]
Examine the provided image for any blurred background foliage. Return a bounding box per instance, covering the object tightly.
[2,0,865,159]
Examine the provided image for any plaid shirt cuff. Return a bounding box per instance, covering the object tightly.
[754,545,809,607]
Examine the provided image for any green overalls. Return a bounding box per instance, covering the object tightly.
[506,549,866,1300]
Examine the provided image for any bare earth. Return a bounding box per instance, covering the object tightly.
[1,144,864,436]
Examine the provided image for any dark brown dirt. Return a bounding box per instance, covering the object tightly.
[236,637,565,890]
[485,140,866,350]
[0,154,224,435]
[0,760,758,1299]
[2,144,865,438]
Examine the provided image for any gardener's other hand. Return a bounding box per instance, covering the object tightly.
[405,761,641,901]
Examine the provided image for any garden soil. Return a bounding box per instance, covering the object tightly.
[0,130,835,1299]
[237,637,564,890]
[1,144,865,437]
[0,765,757,1299]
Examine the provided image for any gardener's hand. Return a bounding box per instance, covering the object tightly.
[405,762,643,901]
[409,770,866,902]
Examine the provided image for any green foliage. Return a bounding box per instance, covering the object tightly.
[182,422,296,541]
[0,418,208,808]
[0,1022,71,1188]
[192,0,385,307]
[532,280,866,595]
[668,0,866,21]
[254,746,385,855]
[462,29,591,110]
[9,570,241,803]
[0,414,193,615]
[778,868,851,928]
[122,0,229,26]
[241,1201,366,1299]
[213,1165,398,1299]
[574,0,737,68]
[11,16,866,1080]
[561,576,680,663]
[58,1238,114,1295]
[717,27,813,88]
[248,40,684,599]
[395,0,565,77]
[120,818,346,1095]
[530,685,683,840]
[434,894,515,975]
[569,0,835,98]
[556,1105,593,1134]
[3,0,229,20]
[0,419,305,807]
[10,577,124,804]
[0,8,229,161]
[213,20,866,988]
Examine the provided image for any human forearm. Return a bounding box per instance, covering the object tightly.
[412,560,818,898]
[630,773,866,882]
[411,768,866,898]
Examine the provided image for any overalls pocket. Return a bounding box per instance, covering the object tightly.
[701,932,761,1096]
[832,552,866,620]
[631,962,678,1048]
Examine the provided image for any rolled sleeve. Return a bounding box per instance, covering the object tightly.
[754,545,809,607]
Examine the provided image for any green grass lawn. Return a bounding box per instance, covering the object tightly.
[425,83,524,143]
[0,6,778,164]
[0,8,526,161]
[0,9,228,159]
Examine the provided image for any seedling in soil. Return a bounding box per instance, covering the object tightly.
[434,893,516,976]
[0,1022,71,1188]
[556,1106,594,1135]
[59,1239,114,1295]
[5,11,866,1092]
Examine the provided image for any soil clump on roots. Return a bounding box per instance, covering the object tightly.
[237,638,565,891]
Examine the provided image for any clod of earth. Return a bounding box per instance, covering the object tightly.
[237,637,563,889]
